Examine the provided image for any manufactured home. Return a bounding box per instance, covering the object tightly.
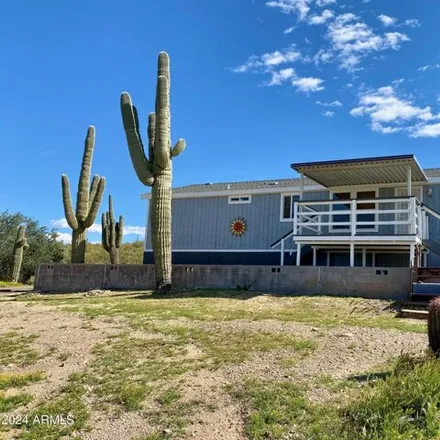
[142,154,440,268]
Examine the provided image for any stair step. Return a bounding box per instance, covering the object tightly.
[400,309,428,320]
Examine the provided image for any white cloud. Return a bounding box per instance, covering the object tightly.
[292,76,325,92]
[417,64,440,72]
[402,19,420,28]
[316,100,343,107]
[351,86,435,123]
[377,14,397,27]
[284,26,296,34]
[323,110,335,117]
[316,0,336,6]
[51,218,145,236]
[267,68,296,85]
[371,122,402,134]
[266,0,312,20]
[55,232,72,244]
[411,123,440,138]
[326,14,410,71]
[51,218,69,229]
[232,46,301,73]
[351,85,440,137]
[313,49,333,64]
[88,223,102,233]
[308,9,334,25]
[124,226,146,236]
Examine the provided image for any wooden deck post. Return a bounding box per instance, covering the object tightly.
[362,248,366,267]
[296,244,302,266]
[351,200,356,236]
[350,243,355,267]
[407,165,412,196]
[410,243,415,267]
[313,247,317,266]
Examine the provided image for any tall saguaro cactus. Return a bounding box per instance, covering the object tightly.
[102,195,124,264]
[9,225,29,282]
[120,51,186,292]
[62,126,106,263]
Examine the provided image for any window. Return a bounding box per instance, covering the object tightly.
[228,195,251,204]
[331,192,351,230]
[356,191,376,230]
[330,189,378,232]
[281,195,300,220]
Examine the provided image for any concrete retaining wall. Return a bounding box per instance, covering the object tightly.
[34,264,411,300]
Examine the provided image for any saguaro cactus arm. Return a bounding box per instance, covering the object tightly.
[83,176,106,228]
[171,139,186,157]
[117,215,124,248]
[148,113,156,163]
[102,213,110,251]
[121,93,154,186]
[61,175,79,230]
[89,175,101,203]
[76,126,96,222]
[154,75,171,170]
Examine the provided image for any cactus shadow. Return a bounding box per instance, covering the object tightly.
[130,289,274,301]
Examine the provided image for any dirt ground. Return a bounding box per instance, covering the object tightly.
[0,292,427,440]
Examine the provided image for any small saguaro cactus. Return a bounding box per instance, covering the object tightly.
[62,126,106,263]
[102,195,124,264]
[9,225,29,282]
[428,297,440,356]
[120,51,186,292]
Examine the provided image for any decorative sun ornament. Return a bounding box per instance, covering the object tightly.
[230,218,247,237]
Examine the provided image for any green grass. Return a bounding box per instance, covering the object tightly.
[17,375,90,440]
[0,281,26,288]
[17,291,425,333]
[230,379,341,440]
[0,392,33,412]
[341,354,440,440]
[153,324,317,366]
[156,388,181,406]
[0,331,40,366]
[0,371,45,390]
[230,354,440,440]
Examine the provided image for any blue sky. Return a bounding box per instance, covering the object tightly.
[0,0,439,243]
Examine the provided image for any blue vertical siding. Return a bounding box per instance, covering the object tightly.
[424,184,440,266]
[145,190,329,251]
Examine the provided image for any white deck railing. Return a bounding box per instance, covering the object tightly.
[293,196,424,237]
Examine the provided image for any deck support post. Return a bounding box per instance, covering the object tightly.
[362,248,366,267]
[299,172,304,201]
[326,252,330,267]
[409,243,415,268]
[350,242,355,267]
[296,244,302,266]
[351,200,357,236]
[313,247,317,266]
[407,165,412,196]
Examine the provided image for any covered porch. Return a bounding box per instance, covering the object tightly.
[289,154,429,267]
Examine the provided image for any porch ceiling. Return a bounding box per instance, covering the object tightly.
[291,154,428,188]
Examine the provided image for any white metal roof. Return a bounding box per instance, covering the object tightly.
[290,154,428,188]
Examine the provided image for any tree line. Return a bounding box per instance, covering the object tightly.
[0,211,143,284]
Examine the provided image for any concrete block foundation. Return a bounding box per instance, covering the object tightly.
[34,264,411,300]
